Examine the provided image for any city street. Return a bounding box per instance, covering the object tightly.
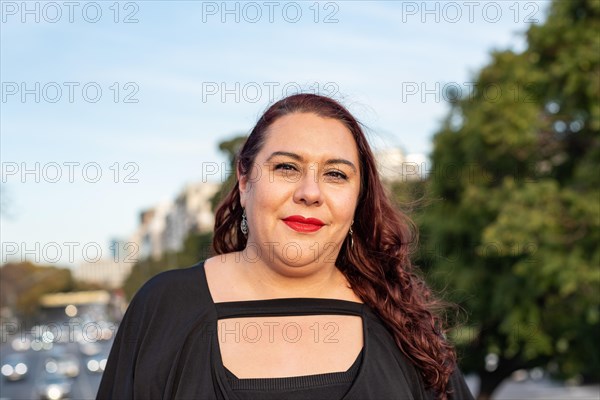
[0,338,112,400]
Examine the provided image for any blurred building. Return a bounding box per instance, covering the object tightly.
[74,259,134,289]
[404,153,429,180]
[375,148,428,182]
[129,202,173,261]
[128,182,220,261]
[376,148,406,182]
[164,182,220,253]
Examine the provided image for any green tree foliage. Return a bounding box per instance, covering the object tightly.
[210,135,247,211]
[416,1,599,398]
[0,262,75,316]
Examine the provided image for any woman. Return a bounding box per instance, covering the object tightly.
[98,93,474,399]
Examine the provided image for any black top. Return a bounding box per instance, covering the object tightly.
[97,261,475,399]
[224,348,363,399]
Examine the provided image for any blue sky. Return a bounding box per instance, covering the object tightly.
[1,1,549,266]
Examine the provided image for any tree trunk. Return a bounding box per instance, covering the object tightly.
[477,371,507,400]
[476,358,521,400]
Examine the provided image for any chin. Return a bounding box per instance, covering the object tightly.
[272,260,329,278]
[275,246,339,271]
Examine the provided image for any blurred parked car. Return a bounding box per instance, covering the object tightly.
[86,354,107,373]
[37,372,72,400]
[79,342,101,356]
[44,347,80,378]
[96,320,115,341]
[45,353,80,378]
[31,339,53,351]
[11,336,31,351]
[1,353,28,381]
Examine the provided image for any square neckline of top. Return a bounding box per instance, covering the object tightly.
[198,259,366,308]
[195,261,370,398]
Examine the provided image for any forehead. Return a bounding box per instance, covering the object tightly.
[260,112,360,162]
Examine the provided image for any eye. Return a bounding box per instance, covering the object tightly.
[324,170,348,181]
[274,163,298,171]
[273,163,302,180]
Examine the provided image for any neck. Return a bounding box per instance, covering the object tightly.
[240,256,346,299]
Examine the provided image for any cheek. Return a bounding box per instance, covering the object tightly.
[330,190,359,219]
[248,179,286,210]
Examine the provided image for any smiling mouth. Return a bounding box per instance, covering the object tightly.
[282,216,325,233]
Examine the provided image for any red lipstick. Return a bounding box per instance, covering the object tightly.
[282,215,325,233]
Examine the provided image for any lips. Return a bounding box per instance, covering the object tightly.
[282,215,325,233]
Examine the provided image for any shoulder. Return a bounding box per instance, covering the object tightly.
[128,261,211,316]
[138,261,206,295]
[203,253,253,302]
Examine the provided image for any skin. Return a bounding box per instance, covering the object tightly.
[204,112,364,377]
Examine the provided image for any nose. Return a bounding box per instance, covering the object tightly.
[293,165,323,206]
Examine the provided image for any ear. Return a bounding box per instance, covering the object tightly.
[238,161,249,208]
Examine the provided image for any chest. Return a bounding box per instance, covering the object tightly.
[217,314,364,378]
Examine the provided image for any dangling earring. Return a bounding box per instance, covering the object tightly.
[241,210,249,237]
[348,221,354,249]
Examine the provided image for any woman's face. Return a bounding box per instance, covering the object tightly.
[239,112,361,274]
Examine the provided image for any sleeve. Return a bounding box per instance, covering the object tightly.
[96,287,148,399]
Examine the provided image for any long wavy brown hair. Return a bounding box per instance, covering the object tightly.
[213,93,457,399]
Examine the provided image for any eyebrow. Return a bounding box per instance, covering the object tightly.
[266,151,358,173]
